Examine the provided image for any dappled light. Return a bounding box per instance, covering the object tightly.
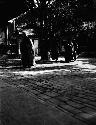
[76,59,96,73]
[0,58,96,79]
[12,68,71,77]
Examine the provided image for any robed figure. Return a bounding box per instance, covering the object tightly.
[20,32,34,68]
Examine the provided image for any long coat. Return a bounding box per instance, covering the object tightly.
[20,33,34,68]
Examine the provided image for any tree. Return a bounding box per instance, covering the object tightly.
[31,0,81,60]
[24,0,96,59]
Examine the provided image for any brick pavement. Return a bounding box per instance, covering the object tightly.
[0,80,86,125]
[1,57,96,124]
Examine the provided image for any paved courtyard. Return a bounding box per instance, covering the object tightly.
[1,55,96,125]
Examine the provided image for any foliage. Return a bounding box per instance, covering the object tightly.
[16,0,96,58]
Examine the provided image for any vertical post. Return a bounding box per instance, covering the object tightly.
[30,38,36,65]
[13,20,15,31]
[6,26,9,45]
[33,39,36,65]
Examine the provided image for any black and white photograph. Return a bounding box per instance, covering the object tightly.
[1,0,96,125]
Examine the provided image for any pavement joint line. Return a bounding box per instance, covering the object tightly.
[49,102,88,124]
[74,96,96,107]
[71,97,96,110]
[73,115,89,124]
[84,103,96,110]
[28,93,91,124]
[5,78,96,109]
[74,94,96,100]
[7,84,88,124]
[77,95,96,102]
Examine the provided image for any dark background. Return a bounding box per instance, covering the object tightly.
[0,0,26,24]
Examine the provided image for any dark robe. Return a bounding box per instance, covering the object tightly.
[20,34,34,68]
